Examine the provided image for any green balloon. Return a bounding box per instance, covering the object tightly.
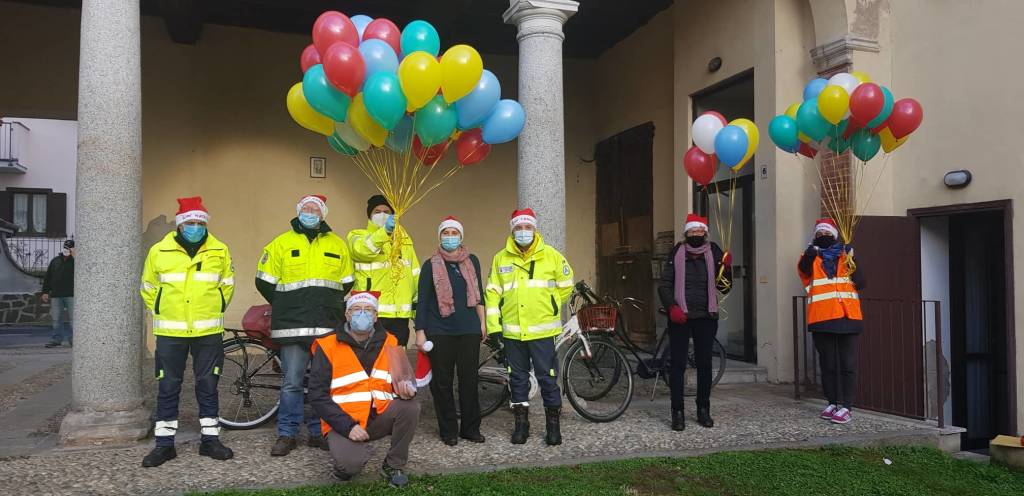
[414,95,457,146]
[851,129,881,161]
[327,133,357,156]
[796,99,830,142]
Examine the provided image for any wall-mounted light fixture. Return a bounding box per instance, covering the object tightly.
[943,170,972,189]
[708,57,722,73]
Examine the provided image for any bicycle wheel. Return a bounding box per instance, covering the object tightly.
[219,338,282,430]
[684,338,728,397]
[562,336,633,422]
[477,345,509,417]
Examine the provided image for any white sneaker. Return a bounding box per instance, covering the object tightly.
[831,407,852,424]
[819,404,838,420]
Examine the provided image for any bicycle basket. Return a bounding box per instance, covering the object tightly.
[577,305,617,331]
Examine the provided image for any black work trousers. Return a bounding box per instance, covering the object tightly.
[379,317,410,347]
[426,333,482,440]
[504,336,561,407]
[813,332,859,409]
[668,318,718,411]
[154,333,224,446]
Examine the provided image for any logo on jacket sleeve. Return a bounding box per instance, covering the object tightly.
[562,262,570,276]
[260,252,269,265]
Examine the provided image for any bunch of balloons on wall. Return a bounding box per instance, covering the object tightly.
[683,112,760,187]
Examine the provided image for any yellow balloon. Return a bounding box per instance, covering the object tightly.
[785,103,800,119]
[286,82,334,136]
[879,127,909,153]
[399,52,442,112]
[817,85,850,125]
[440,44,483,103]
[851,71,871,84]
[728,118,760,171]
[348,93,387,148]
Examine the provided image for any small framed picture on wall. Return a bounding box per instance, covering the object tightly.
[310,156,326,178]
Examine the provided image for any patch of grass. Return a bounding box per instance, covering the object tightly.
[196,446,1024,496]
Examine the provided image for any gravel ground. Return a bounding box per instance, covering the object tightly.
[0,382,935,496]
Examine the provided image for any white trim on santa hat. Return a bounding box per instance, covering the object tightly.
[346,291,379,310]
[815,221,839,239]
[438,217,464,237]
[296,195,328,218]
[684,219,708,232]
[175,210,209,226]
[509,214,537,231]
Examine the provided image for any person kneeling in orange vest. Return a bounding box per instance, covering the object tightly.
[308,291,420,487]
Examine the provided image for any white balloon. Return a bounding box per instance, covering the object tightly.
[692,114,725,155]
[335,121,370,151]
[828,73,860,97]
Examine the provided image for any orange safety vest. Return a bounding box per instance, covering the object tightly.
[798,253,863,325]
[313,332,398,434]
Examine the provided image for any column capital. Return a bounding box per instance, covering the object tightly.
[809,34,880,75]
[503,0,579,42]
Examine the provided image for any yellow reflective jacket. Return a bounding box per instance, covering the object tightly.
[347,221,420,318]
[256,220,355,345]
[484,234,574,341]
[141,231,235,338]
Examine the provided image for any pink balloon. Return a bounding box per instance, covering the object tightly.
[702,110,728,126]
[362,19,401,56]
[300,44,320,73]
[312,11,359,57]
[322,42,365,97]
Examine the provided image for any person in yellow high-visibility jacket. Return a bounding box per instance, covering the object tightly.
[346,195,420,346]
[484,208,573,446]
[139,196,235,467]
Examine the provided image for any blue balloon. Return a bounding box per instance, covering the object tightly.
[803,78,829,101]
[401,20,440,57]
[363,72,407,130]
[351,15,373,40]
[714,125,749,168]
[455,70,501,130]
[481,99,525,145]
[386,115,414,153]
[359,39,399,81]
[302,64,350,122]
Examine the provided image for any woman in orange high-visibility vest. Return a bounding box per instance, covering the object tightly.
[797,218,866,425]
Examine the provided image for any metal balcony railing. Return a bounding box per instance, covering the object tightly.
[0,120,29,173]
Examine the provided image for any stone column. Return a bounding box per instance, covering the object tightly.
[59,0,148,446]
[503,0,578,253]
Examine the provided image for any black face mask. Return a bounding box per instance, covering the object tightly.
[813,235,836,248]
[686,236,706,248]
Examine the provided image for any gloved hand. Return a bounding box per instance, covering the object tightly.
[803,244,818,258]
[385,215,396,234]
[668,305,688,325]
[722,251,733,267]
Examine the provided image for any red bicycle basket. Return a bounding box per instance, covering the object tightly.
[578,305,617,331]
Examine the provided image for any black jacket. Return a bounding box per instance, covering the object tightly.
[658,242,731,320]
[42,255,74,297]
[798,245,867,334]
[414,254,484,336]
[308,322,390,437]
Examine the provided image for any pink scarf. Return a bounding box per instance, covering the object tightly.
[430,246,481,318]
[673,242,718,314]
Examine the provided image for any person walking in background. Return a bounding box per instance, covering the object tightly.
[414,216,486,446]
[658,214,732,431]
[798,218,866,425]
[42,239,75,348]
[347,195,420,346]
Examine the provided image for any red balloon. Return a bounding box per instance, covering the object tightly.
[300,44,320,73]
[312,11,359,57]
[849,83,884,126]
[362,18,401,56]
[702,110,728,126]
[842,119,863,140]
[322,42,365,97]
[455,129,491,166]
[888,98,923,139]
[683,146,717,186]
[798,142,819,159]
[413,136,448,166]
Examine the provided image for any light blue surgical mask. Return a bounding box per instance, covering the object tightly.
[513,230,534,247]
[440,235,462,252]
[350,310,375,333]
[298,212,321,229]
[181,224,206,243]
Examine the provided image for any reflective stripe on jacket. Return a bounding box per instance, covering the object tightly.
[347,221,419,318]
[798,253,863,325]
[313,332,398,433]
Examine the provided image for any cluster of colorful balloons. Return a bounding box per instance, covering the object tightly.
[768,71,923,161]
[286,12,525,166]
[683,111,760,186]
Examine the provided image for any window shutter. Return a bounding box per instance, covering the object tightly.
[46,193,67,237]
[0,190,11,224]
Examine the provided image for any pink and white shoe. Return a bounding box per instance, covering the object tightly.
[819,404,838,420]
[831,407,852,424]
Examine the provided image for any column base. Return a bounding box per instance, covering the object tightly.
[58,403,150,447]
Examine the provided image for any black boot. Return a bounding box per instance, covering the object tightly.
[511,404,529,444]
[697,406,714,428]
[544,406,562,446]
[671,409,686,431]
[199,438,234,460]
[141,446,177,467]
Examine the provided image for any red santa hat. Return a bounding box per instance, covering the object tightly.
[437,216,464,238]
[684,213,709,233]
[175,196,209,226]
[345,290,380,310]
[509,208,538,231]
[814,218,839,238]
[415,341,433,388]
[296,194,328,218]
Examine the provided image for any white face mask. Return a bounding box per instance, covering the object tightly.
[371,212,389,227]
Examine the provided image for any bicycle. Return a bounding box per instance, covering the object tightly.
[477,280,635,423]
[218,305,284,430]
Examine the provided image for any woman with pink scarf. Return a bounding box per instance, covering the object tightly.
[657,213,733,431]
[414,216,487,446]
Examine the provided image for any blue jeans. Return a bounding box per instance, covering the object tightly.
[277,343,321,438]
[49,297,74,344]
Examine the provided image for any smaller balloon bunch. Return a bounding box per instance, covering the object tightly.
[768,71,923,161]
[683,111,760,186]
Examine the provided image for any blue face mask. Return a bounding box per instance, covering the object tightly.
[514,230,534,247]
[298,212,321,229]
[440,235,462,252]
[180,224,206,243]
[350,310,375,332]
